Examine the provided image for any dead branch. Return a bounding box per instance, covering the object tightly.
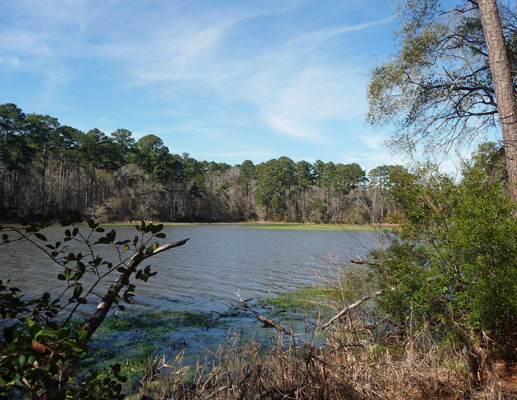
[83,238,189,339]
[152,238,190,256]
[236,293,317,352]
[350,259,383,266]
[322,290,384,331]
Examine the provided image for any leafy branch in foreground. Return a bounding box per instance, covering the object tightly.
[0,213,188,399]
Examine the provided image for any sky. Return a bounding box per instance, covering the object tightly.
[0,0,485,172]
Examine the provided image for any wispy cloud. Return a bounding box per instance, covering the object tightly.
[81,4,390,141]
[358,134,387,150]
[198,150,274,161]
[0,0,401,166]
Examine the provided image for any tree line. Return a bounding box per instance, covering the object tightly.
[0,103,404,223]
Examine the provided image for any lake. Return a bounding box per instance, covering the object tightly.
[0,224,380,313]
[0,223,383,374]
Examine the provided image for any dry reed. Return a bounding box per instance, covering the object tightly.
[133,317,516,399]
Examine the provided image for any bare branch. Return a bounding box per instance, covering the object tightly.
[322,290,384,331]
[236,293,317,351]
[149,238,190,257]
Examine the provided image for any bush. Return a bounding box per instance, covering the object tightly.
[369,150,517,355]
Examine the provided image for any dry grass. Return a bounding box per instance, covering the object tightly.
[132,322,517,400]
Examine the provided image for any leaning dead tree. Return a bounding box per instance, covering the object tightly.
[84,238,189,338]
[0,216,190,399]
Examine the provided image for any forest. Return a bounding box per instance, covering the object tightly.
[0,102,404,224]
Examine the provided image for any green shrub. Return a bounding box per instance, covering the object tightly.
[369,148,517,355]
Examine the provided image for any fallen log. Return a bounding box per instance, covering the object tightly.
[236,293,317,352]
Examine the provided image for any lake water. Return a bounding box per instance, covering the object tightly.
[1,224,384,373]
[0,224,380,314]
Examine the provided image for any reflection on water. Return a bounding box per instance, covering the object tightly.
[0,224,380,313]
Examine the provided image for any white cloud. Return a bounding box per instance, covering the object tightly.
[0,56,21,68]
[357,134,387,150]
[0,0,397,162]
[80,4,389,142]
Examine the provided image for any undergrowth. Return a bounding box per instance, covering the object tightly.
[133,324,517,399]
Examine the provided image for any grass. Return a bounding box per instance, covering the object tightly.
[134,319,517,400]
[261,285,336,310]
[222,223,391,231]
[77,287,517,399]
[99,221,396,231]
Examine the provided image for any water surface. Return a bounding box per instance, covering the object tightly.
[0,224,380,313]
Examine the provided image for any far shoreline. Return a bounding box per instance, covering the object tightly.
[98,221,399,231]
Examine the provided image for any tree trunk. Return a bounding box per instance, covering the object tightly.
[478,0,517,200]
[83,238,189,338]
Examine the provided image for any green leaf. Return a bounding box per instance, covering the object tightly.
[77,329,88,341]
[13,354,26,369]
[77,262,86,274]
[73,285,83,298]
[57,328,70,338]
[106,230,116,242]
[145,242,159,255]
[35,233,47,241]
[24,317,35,329]
[95,237,111,244]
[150,224,164,234]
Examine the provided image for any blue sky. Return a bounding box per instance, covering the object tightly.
[0,0,459,171]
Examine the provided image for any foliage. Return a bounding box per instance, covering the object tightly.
[367,0,517,153]
[368,146,517,352]
[0,103,386,224]
[0,214,172,399]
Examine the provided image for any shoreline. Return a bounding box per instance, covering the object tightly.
[97,221,399,231]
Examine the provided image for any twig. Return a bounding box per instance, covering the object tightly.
[350,259,383,266]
